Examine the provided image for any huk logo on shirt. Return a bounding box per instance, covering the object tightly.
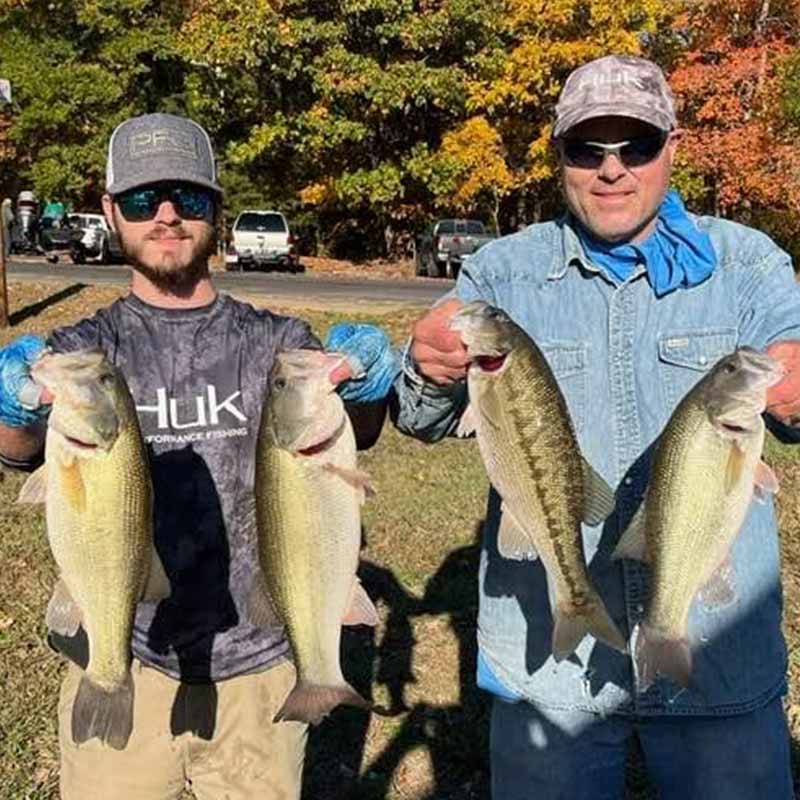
[137,386,249,445]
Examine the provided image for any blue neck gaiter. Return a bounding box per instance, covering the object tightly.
[576,190,717,297]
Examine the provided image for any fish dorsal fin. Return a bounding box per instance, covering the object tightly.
[612,502,649,562]
[141,546,171,602]
[698,556,737,609]
[342,578,379,626]
[724,441,747,495]
[497,502,538,561]
[321,463,375,501]
[17,464,48,504]
[244,573,283,630]
[456,403,478,438]
[45,577,82,636]
[753,459,779,503]
[581,458,616,526]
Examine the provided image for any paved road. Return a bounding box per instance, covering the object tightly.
[6,259,451,308]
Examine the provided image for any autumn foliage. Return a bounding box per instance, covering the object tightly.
[669,0,800,256]
[0,0,799,260]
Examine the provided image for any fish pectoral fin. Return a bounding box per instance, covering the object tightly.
[17,464,48,504]
[753,459,779,503]
[497,503,538,561]
[343,578,379,626]
[321,463,375,499]
[245,574,283,629]
[45,577,83,637]
[476,389,504,432]
[455,403,477,438]
[580,458,616,526]
[611,502,649,562]
[141,546,171,602]
[724,441,747,495]
[698,557,737,609]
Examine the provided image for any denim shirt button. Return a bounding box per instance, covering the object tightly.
[623,476,633,486]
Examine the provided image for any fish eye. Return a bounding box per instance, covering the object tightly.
[723,362,737,374]
[99,372,115,388]
[273,377,287,391]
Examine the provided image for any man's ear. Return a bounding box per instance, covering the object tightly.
[101,194,116,232]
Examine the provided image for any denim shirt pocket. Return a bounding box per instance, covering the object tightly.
[539,339,587,432]
[657,328,738,413]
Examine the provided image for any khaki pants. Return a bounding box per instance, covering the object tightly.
[58,659,308,800]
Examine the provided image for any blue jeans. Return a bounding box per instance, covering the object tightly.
[490,695,794,800]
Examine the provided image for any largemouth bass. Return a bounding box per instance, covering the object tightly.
[613,347,784,690]
[252,349,378,725]
[451,301,626,661]
[18,349,169,750]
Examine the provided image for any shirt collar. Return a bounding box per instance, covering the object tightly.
[550,214,647,284]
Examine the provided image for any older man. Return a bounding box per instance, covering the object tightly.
[393,55,800,798]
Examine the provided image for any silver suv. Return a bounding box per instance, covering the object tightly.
[67,213,123,264]
[225,210,299,272]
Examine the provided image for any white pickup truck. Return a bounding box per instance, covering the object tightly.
[225,210,299,272]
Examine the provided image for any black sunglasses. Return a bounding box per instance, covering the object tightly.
[114,183,216,222]
[559,134,668,170]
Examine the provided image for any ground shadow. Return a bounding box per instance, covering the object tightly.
[355,524,491,800]
[302,556,421,798]
[10,282,87,326]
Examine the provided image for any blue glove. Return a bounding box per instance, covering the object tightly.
[0,334,48,427]
[325,323,401,403]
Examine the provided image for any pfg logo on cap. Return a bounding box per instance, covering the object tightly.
[129,129,199,161]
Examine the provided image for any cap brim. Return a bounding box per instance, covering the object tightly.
[553,104,674,139]
[107,173,223,196]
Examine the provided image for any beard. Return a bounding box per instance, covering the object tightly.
[120,223,217,293]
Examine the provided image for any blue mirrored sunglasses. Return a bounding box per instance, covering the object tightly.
[114,183,215,222]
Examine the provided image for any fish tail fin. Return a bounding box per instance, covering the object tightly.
[552,593,627,662]
[635,623,692,691]
[274,680,371,726]
[71,671,134,751]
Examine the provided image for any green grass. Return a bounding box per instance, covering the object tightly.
[0,281,799,799]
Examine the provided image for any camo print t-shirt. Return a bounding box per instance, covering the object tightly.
[47,292,319,682]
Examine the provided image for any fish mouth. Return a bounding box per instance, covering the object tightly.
[64,435,100,450]
[295,417,346,456]
[474,353,508,372]
[49,424,109,453]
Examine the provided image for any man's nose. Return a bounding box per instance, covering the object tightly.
[597,153,627,180]
[152,199,181,224]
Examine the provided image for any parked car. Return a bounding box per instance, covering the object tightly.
[66,213,123,264]
[38,215,84,261]
[415,219,496,278]
[225,210,299,272]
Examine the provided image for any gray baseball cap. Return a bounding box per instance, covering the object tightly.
[106,113,223,195]
[553,55,677,139]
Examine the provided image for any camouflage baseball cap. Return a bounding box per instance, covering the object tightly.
[106,113,222,195]
[553,55,676,139]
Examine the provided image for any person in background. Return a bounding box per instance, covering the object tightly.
[1,196,12,257]
[392,55,800,799]
[0,112,397,800]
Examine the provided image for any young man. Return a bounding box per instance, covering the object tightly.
[393,55,800,798]
[0,112,396,799]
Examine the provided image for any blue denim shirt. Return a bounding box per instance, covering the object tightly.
[393,214,800,717]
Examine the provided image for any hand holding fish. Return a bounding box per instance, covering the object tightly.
[765,339,800,426]
[410,298,470,384]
